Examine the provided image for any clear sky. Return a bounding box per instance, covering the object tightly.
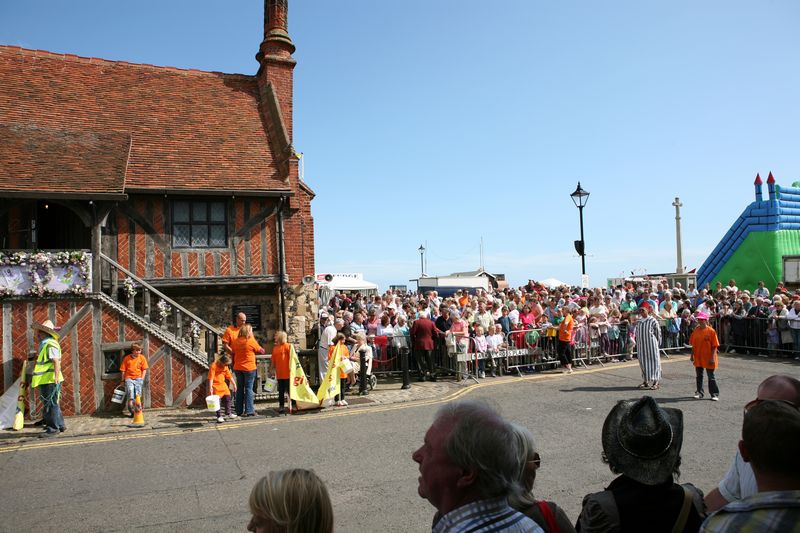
[3,1,800,290]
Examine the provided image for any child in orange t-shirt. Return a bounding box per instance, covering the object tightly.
[208,353,237,422]
[269,330,292,415]
[689,312,721,400]
[119,343,149,416]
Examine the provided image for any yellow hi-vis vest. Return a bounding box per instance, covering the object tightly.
[31,337,63,388]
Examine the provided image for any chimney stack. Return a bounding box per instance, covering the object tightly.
[256,0,297,142]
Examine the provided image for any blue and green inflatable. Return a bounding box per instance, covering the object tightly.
[697,173,800,291]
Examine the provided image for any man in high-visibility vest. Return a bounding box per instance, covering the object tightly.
[31,319,65,437]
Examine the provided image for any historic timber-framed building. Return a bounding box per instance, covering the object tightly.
[0,1,317,414]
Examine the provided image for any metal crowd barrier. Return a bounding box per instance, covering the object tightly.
[370,335,407,375]
[709,314,800,358]
[269,314,726,398]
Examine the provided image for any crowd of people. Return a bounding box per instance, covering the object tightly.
[314,278,800,386]
[197,275,800,421]
[246,377,800,532]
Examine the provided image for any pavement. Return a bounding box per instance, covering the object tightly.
[0,372,460,446]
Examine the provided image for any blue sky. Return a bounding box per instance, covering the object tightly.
[3,1,800,290]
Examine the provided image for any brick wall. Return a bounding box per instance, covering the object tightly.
[0,298,206,416]
[109,195,304,282]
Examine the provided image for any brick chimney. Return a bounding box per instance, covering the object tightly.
[256,0,296,142]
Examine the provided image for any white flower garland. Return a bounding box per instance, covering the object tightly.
[0,251,90,297]
[189,320,201,340]
[157,299,172,322]
[123,277,138,298]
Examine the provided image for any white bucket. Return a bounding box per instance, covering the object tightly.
[263,377,278,394]
[111,386,126,404]
[206,395,221,412]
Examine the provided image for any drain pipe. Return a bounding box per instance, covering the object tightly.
[277,195,287,331]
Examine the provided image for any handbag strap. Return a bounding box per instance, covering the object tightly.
[536,501,559,533]
[670,485,693,533]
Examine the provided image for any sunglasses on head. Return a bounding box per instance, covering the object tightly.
[527,452,542,470]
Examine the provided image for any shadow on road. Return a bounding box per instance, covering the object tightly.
[559,386,634,393]
[653,396,702,404]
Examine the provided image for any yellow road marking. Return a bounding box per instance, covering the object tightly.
[0,356,689,453]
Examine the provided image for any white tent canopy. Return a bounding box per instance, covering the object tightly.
[538,277,567,289]
[316,273,379,293]
[326,276,378,292]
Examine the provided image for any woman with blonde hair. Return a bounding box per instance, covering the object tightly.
[232,324,265,417]
[349,331,374,380]
[269,330,292,415]
[248,468,333,533]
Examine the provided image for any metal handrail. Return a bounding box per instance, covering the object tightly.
[99,252,222,334]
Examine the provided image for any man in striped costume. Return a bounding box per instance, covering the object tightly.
[635,305,662,390]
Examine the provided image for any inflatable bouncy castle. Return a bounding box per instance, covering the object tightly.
[697,173,800,292]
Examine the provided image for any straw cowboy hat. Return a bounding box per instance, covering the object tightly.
[601,396,683,486]
[31,319,60,339]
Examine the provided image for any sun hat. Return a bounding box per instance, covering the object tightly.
[602,396,683,485]
[695,311,709,320]
[31,319,60,339]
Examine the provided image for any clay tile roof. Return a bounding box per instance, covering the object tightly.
[0,46,290,195]
[0,123,129,198]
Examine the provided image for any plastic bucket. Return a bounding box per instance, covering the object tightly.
[263,377,277,394]
[206,395,221,412]
[111,386,126,404]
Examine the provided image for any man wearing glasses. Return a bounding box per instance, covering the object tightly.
[704,374,800,512]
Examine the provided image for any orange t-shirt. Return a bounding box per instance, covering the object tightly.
[208,361,233,397]
[271,343,291,380]
[328,344,350,379]
[120,354,149,380]
[232,336,262,372]
[222,326,239,348]
[690,325,720,369]
[558,314,574,342]
[222,325,240,365]
[222,325,240,348]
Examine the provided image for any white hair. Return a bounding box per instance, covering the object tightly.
[434,400,525,501]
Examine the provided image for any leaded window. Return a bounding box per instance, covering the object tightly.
[172,200,227,248]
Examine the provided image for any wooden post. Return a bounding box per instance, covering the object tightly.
[110,265,119,301]
[144,289,151,321]
[176,309,182,341]
[91,215,102,294]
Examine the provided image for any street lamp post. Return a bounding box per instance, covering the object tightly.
[418,244,426,277]
[570,182,590,276]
